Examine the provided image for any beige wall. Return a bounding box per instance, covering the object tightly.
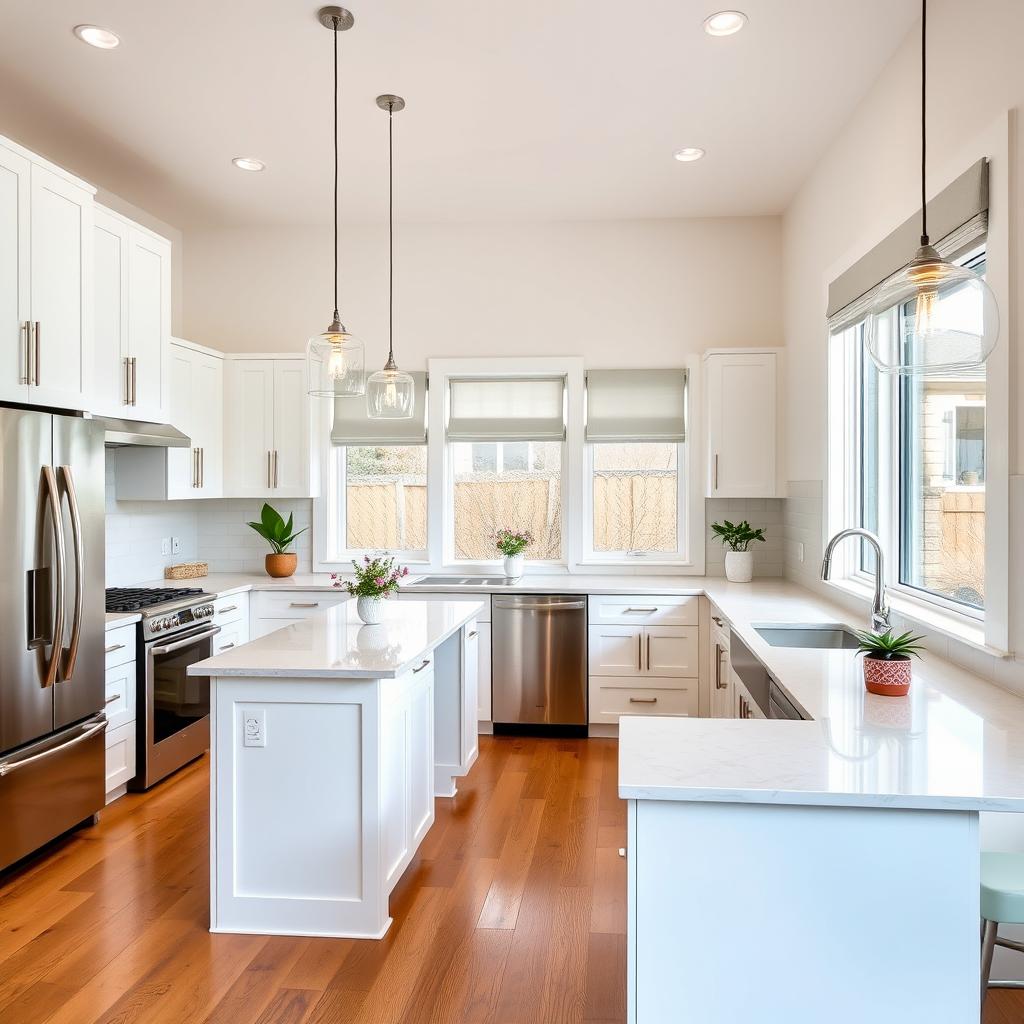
[181,217,783,362]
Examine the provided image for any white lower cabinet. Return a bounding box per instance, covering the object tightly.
[589,678,697,725]
[476,620,492,722]
[104,624,137,801]
[212,592,250,652]
[250,590,349,638]
[709,606,734,719]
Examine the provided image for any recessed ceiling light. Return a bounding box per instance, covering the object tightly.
[232,157,266,172]
[73,25,120,49]
[703,10,747,36]
[673,147,706,163]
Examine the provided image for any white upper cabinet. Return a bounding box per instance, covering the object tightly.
[704,349,779,498]
[0,138,94,411]
[92,204,171,421]
[115,339,223,500]
[224,357,318,498]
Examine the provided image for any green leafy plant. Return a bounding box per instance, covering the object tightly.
[343,554,409,598]
[855,628,926,661]
[495,529,533,557]
[710,519,766,552]
[246,503,307,554]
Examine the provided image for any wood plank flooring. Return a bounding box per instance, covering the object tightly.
[0,734,1021,1023]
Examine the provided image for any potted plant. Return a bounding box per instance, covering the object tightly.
[855,628,925,697]
[710,519,766,582]
[247,503,307,578]
[495,528,532,578]
[343,554,409,624]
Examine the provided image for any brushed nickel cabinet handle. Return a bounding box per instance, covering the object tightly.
[467,629,478,638]
[646,633,651,671]
[219,642,235,650]
[289,601,319,608]
[712,615,724,627]
[624,607,658,614]
[130,357,137,405]
[105,643,125,654]
[412,658,431,674]
[200,447,204,488]
[104,693,120,705]
[629,697,657,704]
[218,605,238,615]
[713,453,719,491]
[34,321,41,386]
[267,450,272,488]
[19,322,30,384]
[715,642,722,689]
[273,450,279,488]
[637,633,642,672]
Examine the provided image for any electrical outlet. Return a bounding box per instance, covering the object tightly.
[243,709,266,748]
[171,536,181,554]
[161,537,170,556]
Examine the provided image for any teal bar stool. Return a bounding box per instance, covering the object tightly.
[981,852,1024,1004]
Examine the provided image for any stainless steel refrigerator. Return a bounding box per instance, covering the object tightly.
[0,407,106,872]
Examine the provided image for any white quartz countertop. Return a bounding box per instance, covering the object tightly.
[105,611,140,629]
[619,580,1024,812]
[188,598,484,679]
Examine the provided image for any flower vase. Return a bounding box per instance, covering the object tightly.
[356,595,386,625]
[503,553,525,579]
[724,550,753,583]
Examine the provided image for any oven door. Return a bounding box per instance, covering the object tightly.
[135,624,220,790]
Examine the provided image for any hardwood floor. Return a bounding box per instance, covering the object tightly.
[1,734,1021,1023]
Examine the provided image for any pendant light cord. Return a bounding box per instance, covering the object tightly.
[388,101,395,363]
[920,0,928,245]
[333,15,340,322]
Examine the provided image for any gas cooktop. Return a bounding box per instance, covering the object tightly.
[105,586,207,613]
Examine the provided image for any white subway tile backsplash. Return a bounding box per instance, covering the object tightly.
[704,497,785,578]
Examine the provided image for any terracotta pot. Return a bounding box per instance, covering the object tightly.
[863,655,912,696]
[265,552,297,579]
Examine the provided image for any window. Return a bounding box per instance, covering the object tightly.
[450,440,562,561]
[830,248,987,617]
[328,445,428,557]
[589,442,683,557]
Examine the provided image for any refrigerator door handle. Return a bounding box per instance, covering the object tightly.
[40,466,66,689]
[0,717,106,776]
[59,465,85,681]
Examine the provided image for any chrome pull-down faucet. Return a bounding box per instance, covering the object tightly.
[820,528,891,633]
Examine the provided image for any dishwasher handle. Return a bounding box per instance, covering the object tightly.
[492,599,586,611]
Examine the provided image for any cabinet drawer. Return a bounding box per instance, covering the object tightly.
[588,594,698,627]
[252,590,349,619]
[105,722,136,795]
[104,661,136,732]
[214,625,246,654]
[104,624,136,670]
[589,679,697,724]
[213,593,248,628]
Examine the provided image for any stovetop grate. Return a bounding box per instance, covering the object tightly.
[105,587,205,613]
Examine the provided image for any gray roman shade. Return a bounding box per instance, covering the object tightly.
[446,376,566,442]
[827,159,989,329]
[585,368,687,443]
[331,371,428,445]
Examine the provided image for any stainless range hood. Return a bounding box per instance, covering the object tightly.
[96,416,191,448]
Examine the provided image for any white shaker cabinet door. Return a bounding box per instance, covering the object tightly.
[192,350,224,497]
[226,359,276,494]
[29,164,93,411]
[705,350,777,498]
[0,145,30,404]
[165,345,196,499]
[271,359,312,497]
[126,227,171,422]
[92,207,129,415]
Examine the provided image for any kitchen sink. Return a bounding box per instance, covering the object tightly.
[752,623,861,650]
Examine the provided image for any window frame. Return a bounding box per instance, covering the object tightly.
[580,440,690,565]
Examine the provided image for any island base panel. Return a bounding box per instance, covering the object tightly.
[628,799,979,1023]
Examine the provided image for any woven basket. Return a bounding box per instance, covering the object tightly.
[164,561,209,580]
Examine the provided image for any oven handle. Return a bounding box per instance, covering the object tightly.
[149,625,221,657]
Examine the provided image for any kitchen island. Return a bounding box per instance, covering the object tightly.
[190,597,483,939]
[620,583,1024,1024]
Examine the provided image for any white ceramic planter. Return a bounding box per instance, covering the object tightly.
[724,550,754,583]
[356,595,387,624]
[503,553,525,578]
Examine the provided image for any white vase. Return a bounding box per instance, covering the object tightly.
[503,553,525,578]
[725,550,754,583]
[356,595,387,624]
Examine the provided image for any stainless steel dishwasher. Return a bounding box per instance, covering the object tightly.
[491,594,588,735]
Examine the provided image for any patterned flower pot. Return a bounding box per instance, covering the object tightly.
[357,595,387,625]
[265,552,297,578]
[724,551,753,583]
[863,655,912,697]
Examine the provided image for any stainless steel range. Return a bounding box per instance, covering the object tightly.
[105,587,219,789]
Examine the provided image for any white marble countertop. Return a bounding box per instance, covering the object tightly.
[619,580,1024,812]
[189,598,484,679]
[105,611,140,629]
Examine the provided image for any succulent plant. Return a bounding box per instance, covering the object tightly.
[855,628,926,661]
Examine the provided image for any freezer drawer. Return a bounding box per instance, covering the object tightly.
[0,715,106,871]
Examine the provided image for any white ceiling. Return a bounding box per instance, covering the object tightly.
[0,0,918,229]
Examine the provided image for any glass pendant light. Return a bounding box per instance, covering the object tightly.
[307,7,365,398]
[367,95,416,419]
[865,0,998,375]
